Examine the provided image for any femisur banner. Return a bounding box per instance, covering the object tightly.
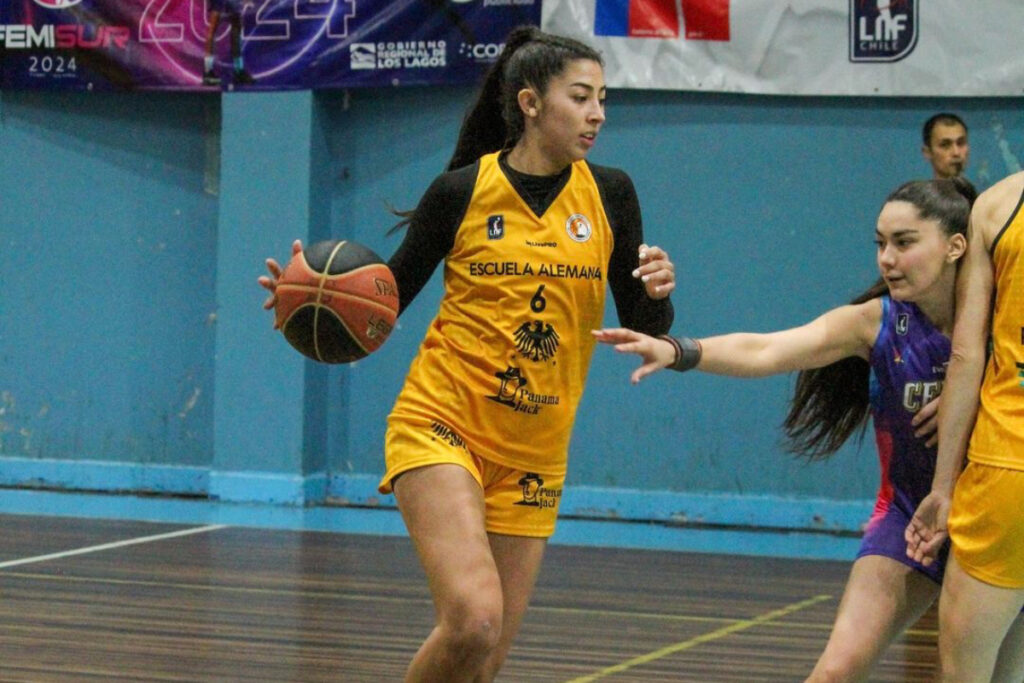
[0,0,540,91]
[542,0,1024,95]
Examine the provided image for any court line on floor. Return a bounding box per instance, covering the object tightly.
[0,524,228,569]
[0,569,939,642]
[564,593,833,682]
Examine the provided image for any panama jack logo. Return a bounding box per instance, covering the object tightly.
[896,312,909,335]
[514,472,561,508]
[487,215,505,240]
[565,213,593,243]
[514,321,560,362]
[429,421,467,450]
[487,365,560,414]
[850,0,918,63]
[489,365,528,406]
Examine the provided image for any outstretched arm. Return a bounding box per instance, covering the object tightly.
[595,299,879,384]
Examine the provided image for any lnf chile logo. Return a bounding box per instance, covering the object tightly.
[33,0,83,7]
[850,0,919,62]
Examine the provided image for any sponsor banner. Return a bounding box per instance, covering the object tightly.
[0,0,540,91]
[544,0,1024,95]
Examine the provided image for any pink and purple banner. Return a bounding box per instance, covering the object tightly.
[0,0,540,91]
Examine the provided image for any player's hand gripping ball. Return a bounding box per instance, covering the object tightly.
[273,240,399,363]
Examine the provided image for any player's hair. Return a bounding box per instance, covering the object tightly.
[389,26,602,233]
[922,112,968,147]
[446,25,603,171]
[782,177,976,460]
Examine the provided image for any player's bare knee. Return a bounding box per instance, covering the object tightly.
[440,593,503,658]
[444,611,502,660]
[808,647,871,683]
[813,662,865,683]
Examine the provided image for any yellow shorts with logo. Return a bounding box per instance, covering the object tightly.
[948,461,1024,588]
[379,415,564,538]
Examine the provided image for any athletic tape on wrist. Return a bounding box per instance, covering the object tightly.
[658,335,702,372]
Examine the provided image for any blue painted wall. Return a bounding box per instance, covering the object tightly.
[0,92,218,468]
[1,86,1021,529]
[317,88,1024,506]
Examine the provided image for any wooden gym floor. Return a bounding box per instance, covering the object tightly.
[0,513,938,682]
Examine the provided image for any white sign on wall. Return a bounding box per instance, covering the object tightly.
[542,0,1024,95]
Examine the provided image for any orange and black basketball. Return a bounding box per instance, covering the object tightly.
[274,240,399,364]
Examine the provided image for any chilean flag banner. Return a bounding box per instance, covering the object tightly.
[595,0,727,41]
[545,0,1024,95]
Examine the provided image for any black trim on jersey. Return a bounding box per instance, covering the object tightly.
[990,184,1024,255]
[387,158,673,336]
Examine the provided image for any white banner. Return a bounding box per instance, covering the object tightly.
[542,1,1024,95]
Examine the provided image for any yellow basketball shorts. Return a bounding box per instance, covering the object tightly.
[379,414,565,538]
[948,461,1024,588]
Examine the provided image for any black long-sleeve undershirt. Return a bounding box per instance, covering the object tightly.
[386,159,673,335]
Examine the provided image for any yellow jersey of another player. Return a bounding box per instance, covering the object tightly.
[968,185,1024,470]
[389,152,614,475]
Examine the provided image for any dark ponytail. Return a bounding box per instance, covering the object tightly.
[389,27,602,233]
[446,25,602,171]
[445,26,543,171]
[782,177,976,460]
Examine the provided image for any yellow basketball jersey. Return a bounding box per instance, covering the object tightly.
[968,188,1024,470]
[388,152,613,475]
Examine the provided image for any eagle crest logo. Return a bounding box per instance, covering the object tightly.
[514,321,560,362]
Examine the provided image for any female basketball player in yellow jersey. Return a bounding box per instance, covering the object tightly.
[906,170,1024,681]
[260,26,675,681]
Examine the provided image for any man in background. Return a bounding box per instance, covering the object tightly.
[922,113,970,179]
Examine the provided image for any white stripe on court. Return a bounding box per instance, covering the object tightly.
[0,524,228,569]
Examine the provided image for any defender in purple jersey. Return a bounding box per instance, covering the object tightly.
[860,295,951,584]
[596,176,1021,680]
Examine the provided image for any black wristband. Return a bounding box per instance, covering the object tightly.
[658,335,702,372]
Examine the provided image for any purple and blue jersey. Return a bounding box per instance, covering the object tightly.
[860,296,950,583]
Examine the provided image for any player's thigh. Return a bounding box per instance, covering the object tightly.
[830,555,938,652]
[488,533,546,624]
[394,464,502,611]
[993,611,1024,683]
[939,553,1024,677]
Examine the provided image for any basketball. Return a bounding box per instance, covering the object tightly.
[273,240,399,364]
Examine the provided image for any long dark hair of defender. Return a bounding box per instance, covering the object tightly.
[782,176,976,461]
